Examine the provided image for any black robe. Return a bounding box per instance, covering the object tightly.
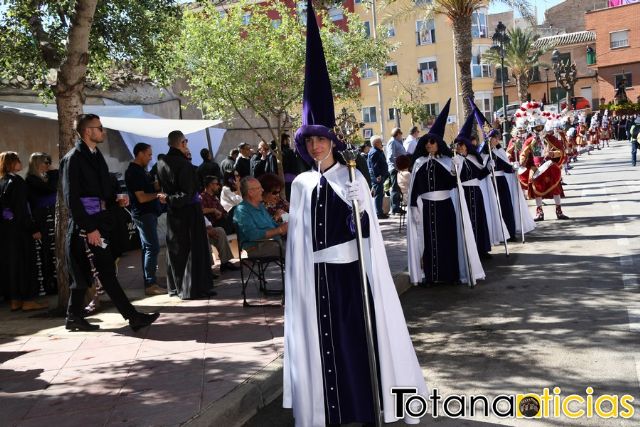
[0,174,38,301]
[157,147,214,299]
[492,153,516,239]
[26,170,59,295]
[460,157,491,255]
[410,158,459,283]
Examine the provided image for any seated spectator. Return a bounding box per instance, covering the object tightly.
[396,154,412,204]
[201,175,235,234]
[203,216,239,273]
[221,171,243,212]
[258,173,289,223]
[233,177,287,258]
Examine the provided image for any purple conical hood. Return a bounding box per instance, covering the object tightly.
[294,1,344,165]
[424,98,451,144]
[455,112,476,145]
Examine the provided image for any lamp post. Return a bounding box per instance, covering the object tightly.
[551,48,561,112]
[368,0,386,139]
[543,66,550,104]
[492,21,510,148]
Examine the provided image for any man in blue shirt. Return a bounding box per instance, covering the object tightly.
[125,143,165,296]
[385,127,407,215]
[233,177,287,257]
[367,135,389,219]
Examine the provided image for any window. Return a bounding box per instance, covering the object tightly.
[495,66,509,83]
[328,7,343,22]
[615,73,632,88]
[297,2,307,24]
[610,30,629,49]
[363,107,377,123]
[530,66,541,82]
[421,103,439,129]
[471,46,492,78]
[419,58,437,83]
[475,93,493,119]
[360,63,375,79]
[242,12,251,25]
[471,10,488,38]
[387,23,396,38]
[364,21,371,38]
[493,95,508,113]
[388,108,400,121]
[556,52,571,66]
[416,20,436,45]
[271,19,281,29]
[550,87,567,104]
[384,62,398,76]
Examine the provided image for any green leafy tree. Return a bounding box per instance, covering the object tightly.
[178,0,391,179]
[391,77,433,126]
[482,27,546,103]
[383,0,533,120]
[0,0,181,308]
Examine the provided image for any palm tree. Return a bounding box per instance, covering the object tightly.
[482,27,547,103]
[382,0,534,119]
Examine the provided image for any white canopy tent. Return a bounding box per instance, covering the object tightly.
[0,101,226,165]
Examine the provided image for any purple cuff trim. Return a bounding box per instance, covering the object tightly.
[80,197,105,215]
[2,208,14,220]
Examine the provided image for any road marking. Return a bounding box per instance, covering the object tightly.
[617,238,630,246]
[610,203,621,211]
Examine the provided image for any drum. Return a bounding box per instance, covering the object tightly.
[531,160,562,196]
[517,165,529,189]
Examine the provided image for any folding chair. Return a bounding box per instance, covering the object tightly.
[239,238,285,307]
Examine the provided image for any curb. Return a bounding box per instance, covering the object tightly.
[184,271,411,427]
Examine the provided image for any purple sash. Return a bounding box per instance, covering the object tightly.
[80,197,105,215]
[2,208,13,220]
[190,193,202,205]
[33,193,57,209]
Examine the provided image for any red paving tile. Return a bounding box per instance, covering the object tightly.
[0,219,406,426]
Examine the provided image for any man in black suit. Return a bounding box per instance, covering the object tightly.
[234,142,252,178]
[60,114,159,331]
[156,130,216,299]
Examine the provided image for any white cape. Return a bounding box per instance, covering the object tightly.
[498,148,535,237]
[407,156,485,285]
[476,154,510,246]
[283,163,427,426]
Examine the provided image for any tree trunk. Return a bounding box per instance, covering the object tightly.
[452,16,474,122]
[54,0,98,311]
[516,76,529,103]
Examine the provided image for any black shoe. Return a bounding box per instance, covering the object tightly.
[65,314,100,331]
[129,312,160,332]
[479,252,493,260]
[220,262,239,272]
[377,213,389,219]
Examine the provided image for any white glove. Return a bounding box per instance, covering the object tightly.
[411,207,421,224]
[487,159,496,169]
[452,155,464,169]
[345,179,366,205]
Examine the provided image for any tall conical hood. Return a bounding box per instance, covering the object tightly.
[424,98,451,144]
[414,98,453,160]
[294,1,344,165]
[455,112,475,145]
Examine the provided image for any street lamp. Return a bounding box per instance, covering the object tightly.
[492,21,510,148]
[551,48,561,112]
[543,66,550,104]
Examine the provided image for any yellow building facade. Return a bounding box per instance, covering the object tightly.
[347,0,495,142]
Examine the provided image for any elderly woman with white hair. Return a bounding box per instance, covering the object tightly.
[367,133,389,219]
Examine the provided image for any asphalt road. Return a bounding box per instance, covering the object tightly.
[245,140,640,426]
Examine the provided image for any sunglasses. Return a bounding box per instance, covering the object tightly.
[88,125,104,131]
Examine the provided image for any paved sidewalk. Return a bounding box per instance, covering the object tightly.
[0,214,410,426]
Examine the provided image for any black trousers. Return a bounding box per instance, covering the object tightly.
[67,232,137,319]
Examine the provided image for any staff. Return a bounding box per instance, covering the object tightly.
[453,155,476,288]
[340,146,383,427]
